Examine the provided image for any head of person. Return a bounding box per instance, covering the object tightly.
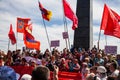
[31,66,50,80]
[97,66,107,73]
[30,59,36,67]
[61,58,65,64]
[86,73,95,80]
[41,59,47,66]
[97,66,107,78]
[0,56,4,66]
[20,74,32,80]
[110,62,118,72]
[84,68,90,75]
[85,57,90,63]
[21,58,27,64]
[90,66,97,74]
[51,55,55,62]
[97,53,102,59]
[82,62,88,68]
[74,59,78,64]
[34,54,38,58]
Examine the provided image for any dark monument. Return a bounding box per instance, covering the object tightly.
[74,0,93,50]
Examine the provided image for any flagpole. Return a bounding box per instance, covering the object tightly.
[63,16,68,49]
[38,0,51,52]
[42,19,51,52]
[97,29,101,51]
[16,29,18,51]
[62,0,68,49]
[8,39,10,51]
[62,0,70,50]
[105,35,107,46]
[64,17,71,50]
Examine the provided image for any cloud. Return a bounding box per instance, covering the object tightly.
[32,22,74,52]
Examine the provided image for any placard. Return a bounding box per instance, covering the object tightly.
[50,40,60,47]
[62,32,68,39]
[105,46,117,54]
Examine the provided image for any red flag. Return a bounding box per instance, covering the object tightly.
[24,27,40,50]
[100,4,120,38]
[8,24,16,45]
[100,4,109,30]
[38,1,52,21]
[63,0,78,30]
[17,17,31,33]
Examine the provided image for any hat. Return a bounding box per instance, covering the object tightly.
[97,66,107,73]
[0,66,20,80]
[20,74,32,80]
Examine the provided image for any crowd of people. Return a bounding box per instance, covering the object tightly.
[0,46,120,80]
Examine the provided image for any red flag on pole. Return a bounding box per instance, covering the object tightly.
[100,4,120,38]
[24,27,40,50]
[38,1,52,21]
[8,24,16,45]
[100,4,109,30]
[17,17,31,33]
[63,0,78,30]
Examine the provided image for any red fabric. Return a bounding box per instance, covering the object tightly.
[8,24,16,45]
[24,28,40,50]
[11,66,33,79]
[17,17,31,33]
[63,0,78,30]
[11,66,82,80]
[24,28,34,40]
[100,4,120,38]
[38,1,52,21]
[50,71,82,80]
[100,4,109,30]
